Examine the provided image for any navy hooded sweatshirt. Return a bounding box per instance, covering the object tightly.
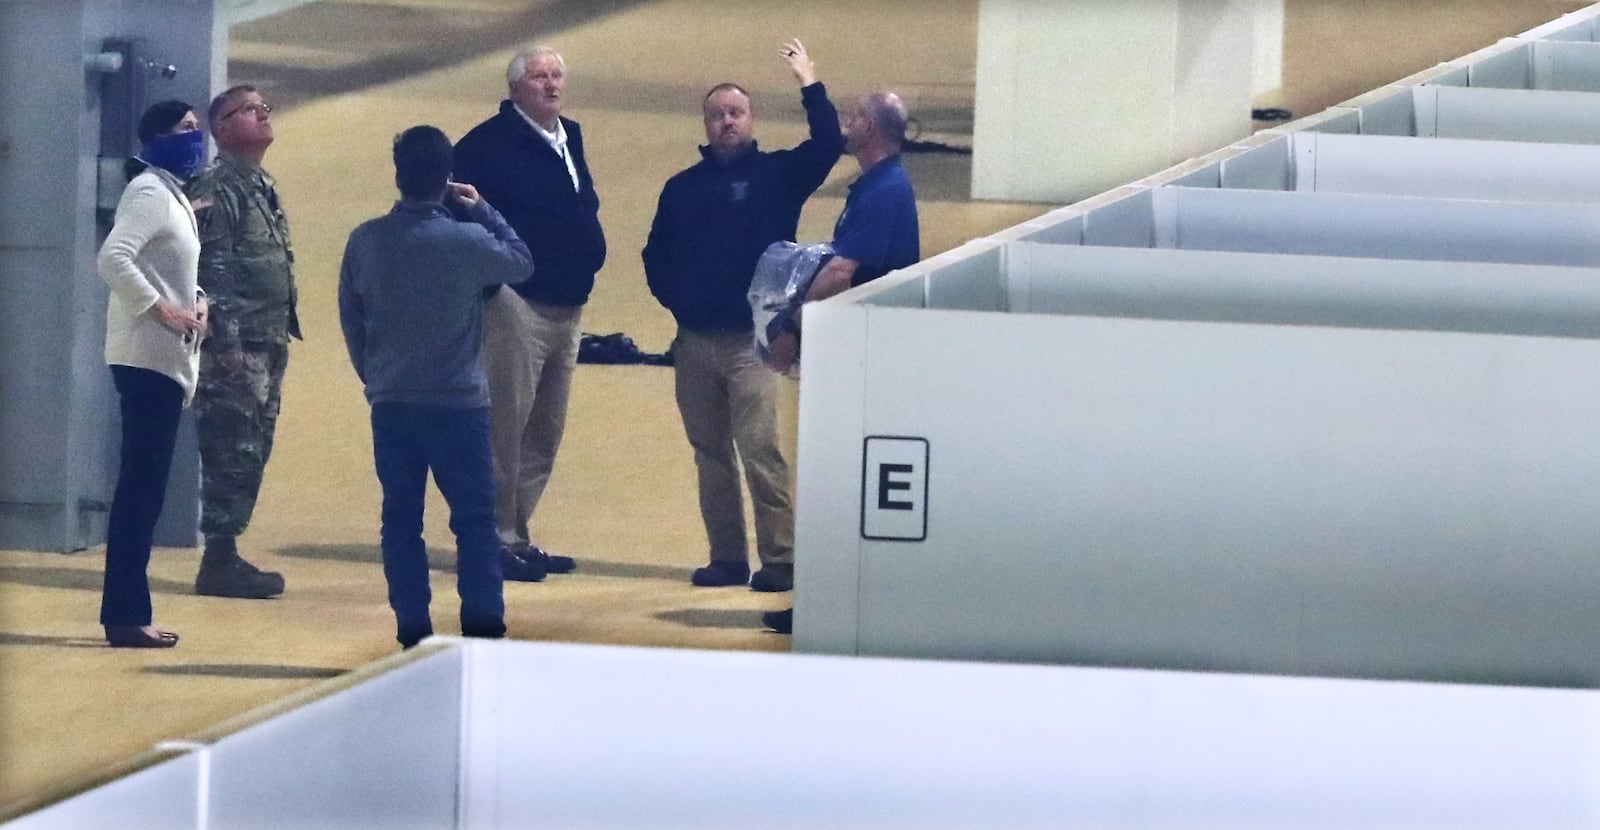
[643,82,843,332]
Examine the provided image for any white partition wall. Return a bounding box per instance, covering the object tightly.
[1149,187,1600,265]
[783,1,1600,681]
[1418,84,1600,142]
[972,0,1255,202]
[1518,5,1600,41]
[13,639,1600,828]
[794,244,1600,685]
[998,245,1600,339]
[453,640,1600,829]
[1289,132,1600,202]
[5,749,203,830]
[201,647,463,830]
[1457,39,1600,90]
[1107,131,1600,204]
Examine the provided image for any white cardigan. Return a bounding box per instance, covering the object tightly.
[98,168,203,403]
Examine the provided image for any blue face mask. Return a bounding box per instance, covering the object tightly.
[142,129,207,179]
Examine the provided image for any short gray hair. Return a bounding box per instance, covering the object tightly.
[507,45,564,84]
[865,92,908,151]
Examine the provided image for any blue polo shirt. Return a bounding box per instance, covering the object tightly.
[832,154,919,286]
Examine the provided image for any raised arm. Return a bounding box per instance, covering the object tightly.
[781,39,844,190]
[448,182,534,287]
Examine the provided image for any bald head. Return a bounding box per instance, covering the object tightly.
[862,92,908,151]
[843,90,909,163]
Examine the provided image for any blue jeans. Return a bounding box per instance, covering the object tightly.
[371,403,505,648]
[100,365,184,627]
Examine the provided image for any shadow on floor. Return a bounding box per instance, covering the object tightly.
[233,0,656,113]
[0,631,108,649]
[139,664,346,680]
[653,608,769,630]
[577,559,685,582]
[274,543,452,571]
[274,544,686,582]
[0,565,191,595]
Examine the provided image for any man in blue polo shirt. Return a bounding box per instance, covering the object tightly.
[764,91,920,633]
[768,91,919,373]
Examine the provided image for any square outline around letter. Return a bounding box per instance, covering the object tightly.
[860,435,929,542]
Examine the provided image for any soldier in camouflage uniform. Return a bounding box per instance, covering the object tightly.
[184,85,297,599]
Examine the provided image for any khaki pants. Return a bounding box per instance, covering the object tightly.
[482,287,581,547]
[673,329,794,567]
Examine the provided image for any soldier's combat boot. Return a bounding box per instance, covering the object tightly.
[195,536,286,599]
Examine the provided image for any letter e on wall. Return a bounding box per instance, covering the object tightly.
[861,436,929,541]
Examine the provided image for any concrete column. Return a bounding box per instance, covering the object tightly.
[972,0,1258,203]
[0,0,223,551]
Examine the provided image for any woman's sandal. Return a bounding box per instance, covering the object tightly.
[104,625,179,648]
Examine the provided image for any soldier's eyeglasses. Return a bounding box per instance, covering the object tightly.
[220,101,273,121]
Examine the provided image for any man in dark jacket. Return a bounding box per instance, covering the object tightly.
[642,39,842,593]
[338,125,533,649]
[454,45,606,582]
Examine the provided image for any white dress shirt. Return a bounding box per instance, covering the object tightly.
[514,104,579,192]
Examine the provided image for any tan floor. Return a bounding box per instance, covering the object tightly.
[1,0,1584,814]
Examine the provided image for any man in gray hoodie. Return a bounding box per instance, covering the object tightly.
[338,125,533,649]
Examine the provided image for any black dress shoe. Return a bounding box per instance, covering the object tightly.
[500,547,546,582]
[105,625,179,648]
[762,608,793,634]
[691,561,750,587]
[750,564,793,593]
[527,546,576,575]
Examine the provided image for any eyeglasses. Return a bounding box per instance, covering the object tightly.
[220,101,273,121]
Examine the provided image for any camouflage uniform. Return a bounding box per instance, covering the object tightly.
[185,152,301,540]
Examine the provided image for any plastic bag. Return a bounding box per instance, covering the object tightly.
[748,240,833,367]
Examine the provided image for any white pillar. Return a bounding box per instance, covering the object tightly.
[972,0,1259,203]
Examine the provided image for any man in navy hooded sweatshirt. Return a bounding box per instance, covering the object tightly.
[642,39,843,594]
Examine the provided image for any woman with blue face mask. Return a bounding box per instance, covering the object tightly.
[97,100,209,648]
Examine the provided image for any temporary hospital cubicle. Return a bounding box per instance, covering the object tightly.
[785,3,1600,679]
[1108,129,1600,204]
[1516,4,1600,41]
[1309,82,1600,143]
[1280,132,1600,202]
[1456,39,1600,92]
[998,184,1600,267]
[1147,186,1600,265]
[9,637,1600,829]
[792,242,1600,686]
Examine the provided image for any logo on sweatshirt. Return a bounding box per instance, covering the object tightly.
[731,181,749,202]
